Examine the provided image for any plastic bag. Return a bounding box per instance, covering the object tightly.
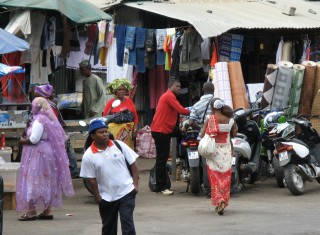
[198,134,215,159]
[136,125,156,159]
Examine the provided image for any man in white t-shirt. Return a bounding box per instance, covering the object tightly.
[80,119,139,235]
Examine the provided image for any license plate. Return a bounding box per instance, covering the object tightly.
[188,151,199,159]
[279,151,288,161]
[232,157,236,165]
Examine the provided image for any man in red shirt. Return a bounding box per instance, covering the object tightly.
[151,79,190,195]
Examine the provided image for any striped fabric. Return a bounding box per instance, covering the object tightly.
[189,94,214,123]
[287,64,305,116]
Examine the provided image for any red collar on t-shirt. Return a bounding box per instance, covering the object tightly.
[90,140,114,154]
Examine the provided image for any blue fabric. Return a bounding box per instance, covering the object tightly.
[136,27,147,49]
[156,49,165,65]
[125,26,136,50]
[136,48,146,73]
[129,49,136,66]
[115,25,126,66]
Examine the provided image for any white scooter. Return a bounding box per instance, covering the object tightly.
[273,118,320,195]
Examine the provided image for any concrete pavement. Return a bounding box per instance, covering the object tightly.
[3,157,320,235]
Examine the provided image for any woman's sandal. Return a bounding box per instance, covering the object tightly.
[37,213,54,220]
[217,202,225,216]
[18,214,37,221]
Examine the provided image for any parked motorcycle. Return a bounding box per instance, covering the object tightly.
[273,117,320,195]
[231,107,261,189]
[178,116,202,195]
[259,106,291,187]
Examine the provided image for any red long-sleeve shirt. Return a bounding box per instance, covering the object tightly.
[151,90,190,134]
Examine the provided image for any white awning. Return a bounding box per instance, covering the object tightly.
[124,0,320,38]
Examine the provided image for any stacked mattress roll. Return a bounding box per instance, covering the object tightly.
[228,61,249,110]
[299,61,317,116]
[287,64,305,116]
[260,64,278,109]
[271,61,293,110]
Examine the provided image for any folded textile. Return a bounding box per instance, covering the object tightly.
[156,29,166,50]
[125,26,136,50]
[115,25,126,66]
[136,27,147,49]
[145,29,155,52]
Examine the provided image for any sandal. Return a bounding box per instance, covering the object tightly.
[217,202,225,216]
[37,213,54,220]
[18,214,37,221]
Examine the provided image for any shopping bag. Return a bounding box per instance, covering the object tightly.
[136,125,156,159]
[198,134,215,159]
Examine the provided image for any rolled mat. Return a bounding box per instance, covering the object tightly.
[228,61,249,109]
[299,61,317,116]
[311,90,320,132]
[260,64,278,109]
[287,64,305,116]
[281,41,292,62]
[271,61,294,110]
[312,62,320,99]
[214,62,233,108]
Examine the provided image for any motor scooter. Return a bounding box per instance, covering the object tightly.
[178,116,202,195]
[231,107,261,190]
[273,117,320,195]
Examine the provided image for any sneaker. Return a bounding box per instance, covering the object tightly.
[159,189,174,195]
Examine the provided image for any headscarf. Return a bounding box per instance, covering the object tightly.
[30,97,74,197]
[106,78,134,95]
[34,84,53,99]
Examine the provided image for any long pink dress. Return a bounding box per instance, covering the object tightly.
[16,97,74,213]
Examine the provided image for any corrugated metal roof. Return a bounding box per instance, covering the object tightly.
[124,0,320,38]
[85,0,123,10]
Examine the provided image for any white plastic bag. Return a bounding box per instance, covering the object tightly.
[198,134,215,159]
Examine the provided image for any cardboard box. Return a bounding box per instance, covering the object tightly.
[0,147,12,162]
[3,192,16,210]
[0,163,20,192]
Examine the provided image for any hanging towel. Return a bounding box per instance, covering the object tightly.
[156,29,166,50]
[281,41,293,62]
[276,38,284,64]
[230,34,244,61]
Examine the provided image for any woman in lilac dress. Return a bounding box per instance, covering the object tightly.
[17,97,74,221]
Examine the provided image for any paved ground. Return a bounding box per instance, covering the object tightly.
[3,157,320,235]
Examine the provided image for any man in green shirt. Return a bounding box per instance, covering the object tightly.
[79,59,106,119]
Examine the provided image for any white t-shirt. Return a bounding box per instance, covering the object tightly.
[80,140,139,202]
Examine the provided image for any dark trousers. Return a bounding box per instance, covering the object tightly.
[99,190,136,235]
[66,139,79,175]
[151,131,171,192]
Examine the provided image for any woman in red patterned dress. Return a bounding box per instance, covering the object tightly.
[200,99,237,215]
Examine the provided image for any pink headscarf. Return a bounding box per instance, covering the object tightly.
[34,84,53,98]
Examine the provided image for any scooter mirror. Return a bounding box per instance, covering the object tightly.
[255,91,263,100]
[112,99,121,108]
[79,120,87,127]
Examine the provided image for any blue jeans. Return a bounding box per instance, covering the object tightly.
[99,190,136,235]
[136,28,146,48]
[137,48,146,73]
[116,25,126,66]
[156,49,165,65]
[125,26,136,50]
